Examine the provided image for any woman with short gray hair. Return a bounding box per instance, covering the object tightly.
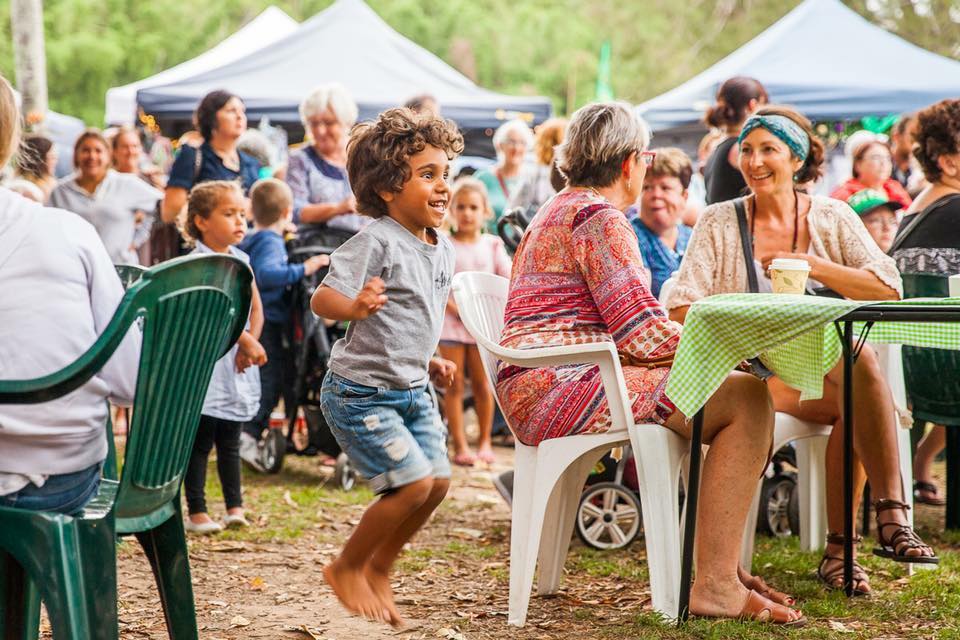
[475,118,534,224]
[496,101,803,626]
[286,82,365,231]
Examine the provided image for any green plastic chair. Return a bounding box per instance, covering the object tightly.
[114,264,147,290]
[901,272,960,529]
[0,254,252,640]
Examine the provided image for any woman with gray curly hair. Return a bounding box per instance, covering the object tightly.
[286,83,366,232]
[496,101,803,626]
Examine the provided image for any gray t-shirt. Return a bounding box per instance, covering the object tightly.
[322,216,453,389]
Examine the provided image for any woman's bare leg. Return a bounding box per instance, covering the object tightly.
[664,371,800,621]
[768,376,870,592]
[824,347,934,559]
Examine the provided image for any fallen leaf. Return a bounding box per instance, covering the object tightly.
[450,528,483,539]
[283,491,299,508]
[229,615,250,628]
[828,620,854,633]
[435,628,466,640]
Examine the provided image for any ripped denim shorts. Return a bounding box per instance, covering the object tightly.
[320,371,450,494]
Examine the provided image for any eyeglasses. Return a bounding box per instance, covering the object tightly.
[863,216,898,230]
[861,154,892,164]
[640,151,657,166]
[502,139,527,148]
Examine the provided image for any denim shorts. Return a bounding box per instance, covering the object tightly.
[0,463,101,516]
[320,371,450,494]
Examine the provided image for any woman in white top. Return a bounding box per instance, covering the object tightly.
[0,75,140,515]
[666,106,937,595]
[49,129,161,265]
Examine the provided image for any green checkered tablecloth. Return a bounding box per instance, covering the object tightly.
[664,293,960,419]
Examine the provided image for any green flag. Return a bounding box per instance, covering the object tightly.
[595,41,614,101]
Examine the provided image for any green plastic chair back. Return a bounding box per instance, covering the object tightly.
[116,255,250,529]
[901,272,960,425]
[114,264,146,290]
[0,254,251,639]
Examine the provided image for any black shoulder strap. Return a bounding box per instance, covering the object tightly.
[734,197,759,293]
[889,192,960,255]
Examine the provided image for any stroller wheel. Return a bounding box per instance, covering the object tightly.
[756,473,797,537]
[334,453,356,491]
[259,429,286,474]
[576,482,642,550]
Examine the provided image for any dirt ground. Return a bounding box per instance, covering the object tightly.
[107,445,657,640]
[36,436,960,640]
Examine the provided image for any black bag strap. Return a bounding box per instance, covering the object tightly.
[734,197,760,293]
[888,192,960,255]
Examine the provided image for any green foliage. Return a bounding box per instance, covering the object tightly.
[1,0,958,125]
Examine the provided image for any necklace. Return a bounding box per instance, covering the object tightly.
[750,191,801,253]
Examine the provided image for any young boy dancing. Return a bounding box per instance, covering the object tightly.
[311,108,463,627]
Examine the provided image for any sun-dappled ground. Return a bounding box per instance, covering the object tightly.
[39,442,960,639]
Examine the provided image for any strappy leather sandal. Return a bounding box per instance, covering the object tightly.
[817,533,870,596]
[914,480,947,506]
[873,498,939,564]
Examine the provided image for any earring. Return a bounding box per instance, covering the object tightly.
[627,178,632,191]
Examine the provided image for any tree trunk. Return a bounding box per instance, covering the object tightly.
[10,0,48,131]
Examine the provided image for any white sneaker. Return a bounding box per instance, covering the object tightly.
[239,432,265,472]
[184,518,223,535]
[223,513,250,528]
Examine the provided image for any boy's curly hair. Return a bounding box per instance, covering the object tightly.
[347,108,464,218]
[179,180,244,245]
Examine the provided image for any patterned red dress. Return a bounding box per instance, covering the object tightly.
[496,189,681,446]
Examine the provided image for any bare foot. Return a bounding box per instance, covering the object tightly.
[323,560,389,623]
[364,566,403,628]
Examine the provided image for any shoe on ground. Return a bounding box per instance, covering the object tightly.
[223,513,250,528]
[239,432,266,472]
[492,470,514,507]
[184,518,223,535]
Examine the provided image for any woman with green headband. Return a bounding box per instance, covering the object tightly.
[665,105,937,596]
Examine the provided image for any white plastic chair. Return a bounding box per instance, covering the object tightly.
[659,277,914,566]
[453,271,688,626]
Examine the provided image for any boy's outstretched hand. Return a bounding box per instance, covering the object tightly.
[429,357,456,389]
[303,254,330,276]
[350,277,388,319]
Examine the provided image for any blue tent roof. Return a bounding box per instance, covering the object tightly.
[638,0,960,130]
[137,0,552,130]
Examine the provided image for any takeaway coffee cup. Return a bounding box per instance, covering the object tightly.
[769,258,811,294]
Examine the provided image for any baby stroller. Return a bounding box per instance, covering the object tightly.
[251,224,358,490]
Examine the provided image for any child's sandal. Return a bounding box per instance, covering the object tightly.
[873,498,939,564]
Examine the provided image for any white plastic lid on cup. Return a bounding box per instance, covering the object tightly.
[770,258,811,272]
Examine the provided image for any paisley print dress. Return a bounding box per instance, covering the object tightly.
[496,189,681,446]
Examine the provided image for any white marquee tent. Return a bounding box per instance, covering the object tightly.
[103,6,298,125]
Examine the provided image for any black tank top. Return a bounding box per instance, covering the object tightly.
[704,137,747,204]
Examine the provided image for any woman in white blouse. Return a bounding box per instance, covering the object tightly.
[666,106,937,595]
[50,129,161,265]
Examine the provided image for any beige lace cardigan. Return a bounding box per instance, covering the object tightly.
[664,195,902,310]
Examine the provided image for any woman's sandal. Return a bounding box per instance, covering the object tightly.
[738,568,795,606]
[817,533,871,596]
[738,590,806,627]
[873,498,939,565]
[914,480,947,506]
